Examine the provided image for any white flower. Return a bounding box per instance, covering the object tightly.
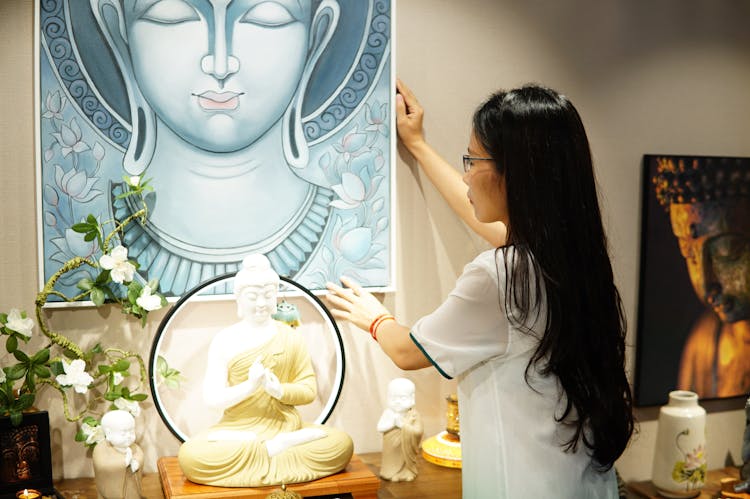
[136,285,162,311]
[3,309,34,338]
[81,422,104,445]
[112,372,124,385]
[99,246,136,284]
[0,369,6,384]
[114,397,141,417]
[57,359,94,394]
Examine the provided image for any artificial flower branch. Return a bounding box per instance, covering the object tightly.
[0,176,166,444]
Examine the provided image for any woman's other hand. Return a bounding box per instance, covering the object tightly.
[395,79,426,153]
[325,276,390,333]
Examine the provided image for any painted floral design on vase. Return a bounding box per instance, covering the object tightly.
[652,390,707,498]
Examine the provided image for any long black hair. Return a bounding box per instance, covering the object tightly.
[472,85,634,469]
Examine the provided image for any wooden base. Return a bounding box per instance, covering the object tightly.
[157,454,380,498]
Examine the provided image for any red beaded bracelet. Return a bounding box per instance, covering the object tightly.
[369,314,395,340]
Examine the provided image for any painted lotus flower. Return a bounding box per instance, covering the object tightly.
[57,359,94,394]
[51,118,90,158]
[365,101,389,136]
[99,245,136,284]
[331,172,367,210]
[42,90,67,121]
[54,164,101,203]
[50,228,99,265]
[333,127,368,163]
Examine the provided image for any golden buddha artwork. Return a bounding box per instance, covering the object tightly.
[635,155,750,405]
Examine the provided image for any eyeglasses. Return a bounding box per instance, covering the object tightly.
[462,155,494,173]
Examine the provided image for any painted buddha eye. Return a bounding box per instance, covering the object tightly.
[710,234,749,263]
[240,2,296,27]
[140,0,201,24]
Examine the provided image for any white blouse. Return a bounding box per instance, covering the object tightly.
[411,248,618,499]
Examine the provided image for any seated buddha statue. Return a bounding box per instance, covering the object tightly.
[178,254,353,487]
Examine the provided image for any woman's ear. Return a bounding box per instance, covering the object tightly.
[90,0,156,176]
[282,0,341,170]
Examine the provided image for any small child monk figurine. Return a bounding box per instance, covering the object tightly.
[92,410,144,499]
[377,378,423,482]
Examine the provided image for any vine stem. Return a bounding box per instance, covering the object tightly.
[34,256,98,359]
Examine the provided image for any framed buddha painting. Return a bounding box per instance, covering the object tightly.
[34,0,395,300]
[635,154,750,406]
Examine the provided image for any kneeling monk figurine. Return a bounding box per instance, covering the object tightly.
[178,254,353,487]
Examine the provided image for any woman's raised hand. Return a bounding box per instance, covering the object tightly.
[325,276,390,333]
[395,79,426,153]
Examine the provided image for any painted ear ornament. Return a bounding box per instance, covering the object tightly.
[283,0,341,169]
[90,0,155,176]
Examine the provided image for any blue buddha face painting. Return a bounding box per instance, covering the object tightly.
[36,0,393,298]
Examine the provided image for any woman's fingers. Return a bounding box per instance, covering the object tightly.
[396,79,421,115]
[326,293,353,312]
[340,275,363,295]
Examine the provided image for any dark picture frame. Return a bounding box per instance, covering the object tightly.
[0,411,54,498]
[634,154,750,406]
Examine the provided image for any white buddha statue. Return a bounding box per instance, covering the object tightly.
[178,254,353,487]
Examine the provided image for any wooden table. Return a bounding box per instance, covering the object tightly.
[53,452,462,499]
[627,467,741,498]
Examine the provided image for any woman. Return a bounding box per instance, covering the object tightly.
[179,254,353,487]
[326,81,634,497]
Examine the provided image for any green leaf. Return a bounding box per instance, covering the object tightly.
[86,213,98,225]
[15,393,35,411]
[128,282,142,304]
[91,287,105,307]
[12,350,29,363]
[10,410,22,427]
[83,231,98,242]
[157,355,167,374]
[102,287,117,301]
[95,269,111,286]
[25,373,36,392]
[90,343,103,354]
[33,365,50,378]
[75,430,86,442]
[82,416,99,426]
[112,359,130,372]
[104,392,121,401]
[31,348,50,364]
[71,222,92,233]
[6,364,27,380]
[5,335,18,353]
[98,364,111,375]
[49,360,64,376]
[63,348,79,360]
[0,313,7,323]
[147,278,160,291]
[76,278,94,291]
[130,393,147,402]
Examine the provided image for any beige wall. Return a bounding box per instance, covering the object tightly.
[2,0,750,483]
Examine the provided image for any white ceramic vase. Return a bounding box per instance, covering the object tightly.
[652,390,707,498]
